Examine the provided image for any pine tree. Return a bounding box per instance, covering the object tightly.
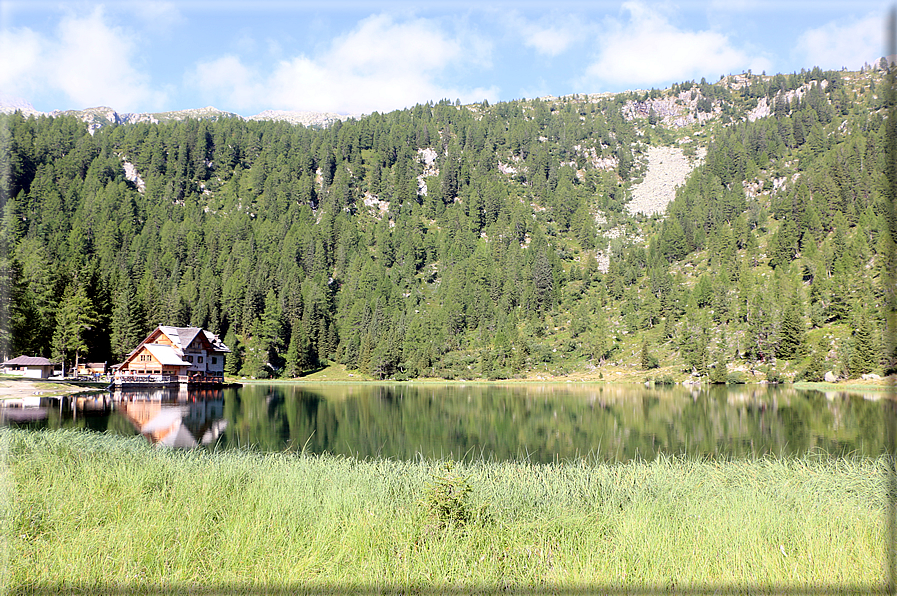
[223,328,241,377]
[110,279,146,361]
[640,339,658,370]
[849,311,879,377]
[801,338,828,382]
[284,321,316,377]
[52,283,97,376]
[777,295,807,360]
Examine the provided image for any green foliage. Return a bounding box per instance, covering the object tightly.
[726,371,747,384]
[640,339,659,370]
[800,338,830,382]
[6,428,886,590]
[777,295,807,360]
[764,367,783,384]
[51,283,97,374]
[849,312,879,377]
[2,66,891,378]
[709,362,728,384]
[423,461,480,530]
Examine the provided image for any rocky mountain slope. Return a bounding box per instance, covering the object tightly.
[0,96,356,131]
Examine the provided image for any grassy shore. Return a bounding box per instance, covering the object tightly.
[2,428,888,594]
[236,364,897,392]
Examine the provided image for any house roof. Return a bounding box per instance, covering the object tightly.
[158,326,230,353]
[2,356,53,367]
[159,326,202,350]
[143,344,191,367]
[120,326,230,368]
[203,330,231,353]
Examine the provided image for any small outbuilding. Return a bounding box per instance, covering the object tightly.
[77,362,107,378]
[2,356,56,379]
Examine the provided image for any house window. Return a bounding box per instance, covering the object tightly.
[199,356,204,364]
[186,355,194,363]
[212,357,217,365]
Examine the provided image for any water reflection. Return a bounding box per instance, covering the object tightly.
[2,383,889,463]
[114,387,226,448]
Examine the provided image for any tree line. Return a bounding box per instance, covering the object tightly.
[1,66,894,380]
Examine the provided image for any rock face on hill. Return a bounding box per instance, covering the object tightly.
[247,110,357,127]
[0,94,42,118]
[0,96,355,131]
[625,146,704,217]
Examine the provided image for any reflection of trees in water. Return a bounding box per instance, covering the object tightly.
[215,384,887,463]
[5,385,886,461]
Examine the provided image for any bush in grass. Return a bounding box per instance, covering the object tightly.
[640,340,659,370]
[709,363,728,384]
[726,371,747,384]
[423,462,474,529]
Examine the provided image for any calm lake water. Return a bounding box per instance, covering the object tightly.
[4,383,891,463]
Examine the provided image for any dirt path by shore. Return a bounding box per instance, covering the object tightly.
[0,378,94,400]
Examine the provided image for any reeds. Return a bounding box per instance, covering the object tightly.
[3,428,887,593]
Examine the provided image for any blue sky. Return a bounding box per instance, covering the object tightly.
[0,1,890,116]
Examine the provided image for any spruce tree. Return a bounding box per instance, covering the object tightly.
[223,328,241,377]
[640,339,658,370]
[110,279,147,361]
[284,322,315,377]
[51,283,97,376]
[849,311,879,377]
[802,338,828,382]
[777,296,807,360]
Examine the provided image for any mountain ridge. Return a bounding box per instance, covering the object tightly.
[0,97,359,131]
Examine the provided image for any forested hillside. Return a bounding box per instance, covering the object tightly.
[2,65,894,382]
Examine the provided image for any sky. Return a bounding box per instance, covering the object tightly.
[0,0,891,117]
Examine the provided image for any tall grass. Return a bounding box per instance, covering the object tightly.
[2,428,887,593]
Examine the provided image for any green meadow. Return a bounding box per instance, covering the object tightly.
[3,428,887,594]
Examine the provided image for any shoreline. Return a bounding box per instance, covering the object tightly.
[230,366,897,394]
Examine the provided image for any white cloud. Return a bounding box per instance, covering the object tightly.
[0,27,43,95]
[582,1,771,89]
[0,6,166,111]
[192,55,263,109]
[190,14,497,115]
[794,13,884,71]
[132,1,182,32]
[503,13,584,57]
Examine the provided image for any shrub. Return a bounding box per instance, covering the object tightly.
[726,372,747,384]
[709,363,728,384]
[422,462,486,530]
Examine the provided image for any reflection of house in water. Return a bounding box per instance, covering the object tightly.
[114,388,226,448]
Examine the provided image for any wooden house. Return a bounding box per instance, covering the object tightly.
[114,326,230,386]
[2,356,56,379]
[77,362,107,378]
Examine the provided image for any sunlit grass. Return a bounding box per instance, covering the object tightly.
[3,428,887,593]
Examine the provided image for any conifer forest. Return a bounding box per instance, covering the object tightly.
[2,65,895,382]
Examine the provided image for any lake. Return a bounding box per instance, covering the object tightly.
[4,383,890,463]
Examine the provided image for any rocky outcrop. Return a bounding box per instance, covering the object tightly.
[623,89,717,128]
[625,145,703,217]
[247,109,356,128]
[121,159,146,194]
[0,94,42,118]
[417,148,439,196]
[1,99,352,132]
